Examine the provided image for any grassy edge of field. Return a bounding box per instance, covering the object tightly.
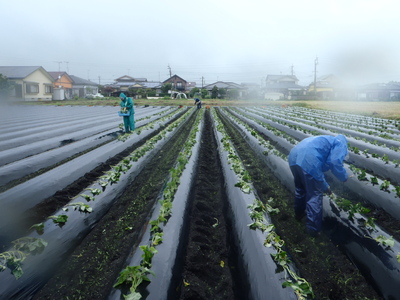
[17,98,400,120]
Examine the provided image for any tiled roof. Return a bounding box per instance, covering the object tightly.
[203,81,246,90]
[0,66,42,79]
[69,75,98,85]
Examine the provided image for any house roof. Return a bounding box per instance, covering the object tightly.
[48,72,73,83]
[115,75,147,82]
[69,75,98,86]
[265,82,304,90]
[107,81,162,89]
[266,75,299,82]
[357,82,400,91]
[203,81,245,90]
[163,74,187,83]
[0,66,48,79]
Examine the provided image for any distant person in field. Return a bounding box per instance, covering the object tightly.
[288,134,349,237]
[119,92,135,133]
[194,98,202,109]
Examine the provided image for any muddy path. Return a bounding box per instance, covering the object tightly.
[216,108,382,299]
[173,109,246,300]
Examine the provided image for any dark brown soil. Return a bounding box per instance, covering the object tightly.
[173,109,245,300]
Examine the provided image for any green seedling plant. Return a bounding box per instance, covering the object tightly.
[48,214,68,225]
[214,109,313,297]
[393,186,400,197]
[382,154,390,164]
[0,251,27,279]
[357,169,368,181]
[113,265,155,300]
[30,223,44,235]
[335,197,371,223]
[380,180,390,191]
[365,235,395,249]
[12,237,48,254]
[0,237,48,279]
[151,232,163,246]
[370,176,379,186]
[86,188,102,196]
[116,108,203,299]
[79,193,95,202]
[139,245,158,268]
[63,202,93,213]
[246,198,313,299]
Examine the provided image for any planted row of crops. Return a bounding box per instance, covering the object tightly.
[0,104,398,299]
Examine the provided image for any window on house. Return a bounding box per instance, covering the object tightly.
[177,82,182,87]
[26,83,39,93]
[45,85,53,94]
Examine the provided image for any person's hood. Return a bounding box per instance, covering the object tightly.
[119,92,127,100]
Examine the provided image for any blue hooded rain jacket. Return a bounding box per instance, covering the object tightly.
[288,135,348,233]
[289,134,348,190]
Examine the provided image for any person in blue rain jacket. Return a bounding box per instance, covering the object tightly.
[288,134,348,236]
[194,98,202,109]
[119,92,135,133]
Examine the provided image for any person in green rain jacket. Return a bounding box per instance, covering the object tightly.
[119,92,135,133]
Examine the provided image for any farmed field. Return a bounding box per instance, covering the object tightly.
[0,102,400,299]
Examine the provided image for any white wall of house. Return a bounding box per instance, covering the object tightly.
[264,92,283,101]
[21,70,53,101]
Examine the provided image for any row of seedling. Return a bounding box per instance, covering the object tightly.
[113,109,204,299]
[212,108,314,299]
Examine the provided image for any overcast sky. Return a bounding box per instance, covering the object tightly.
[1,0,400,86]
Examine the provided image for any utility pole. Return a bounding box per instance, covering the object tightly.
[168,65,172,78]
[314,56,318,99]
[98,76,101,85]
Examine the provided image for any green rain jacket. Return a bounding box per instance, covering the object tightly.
[119,92,134,116]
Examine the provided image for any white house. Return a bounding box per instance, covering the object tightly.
[0,66,54,101]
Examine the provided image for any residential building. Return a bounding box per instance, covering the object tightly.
[203,81,247,99]
[264,75,304,100]
[69,75,99,98]
[48,71,73,100]
[163,75,188,92]
[105,75,162,97]
[356,82,400,101]
[0,66,54,101]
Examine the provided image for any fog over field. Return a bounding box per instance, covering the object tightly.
[1,0,400,86]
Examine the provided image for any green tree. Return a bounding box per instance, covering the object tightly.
[201,88,208,99]
[211,86,219,98]
[227,89,239,99]
[0,74,13,96]
[219,88,227,99]
[189,87,200,98]
[161,83,172,94]
[137,88,145,98]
